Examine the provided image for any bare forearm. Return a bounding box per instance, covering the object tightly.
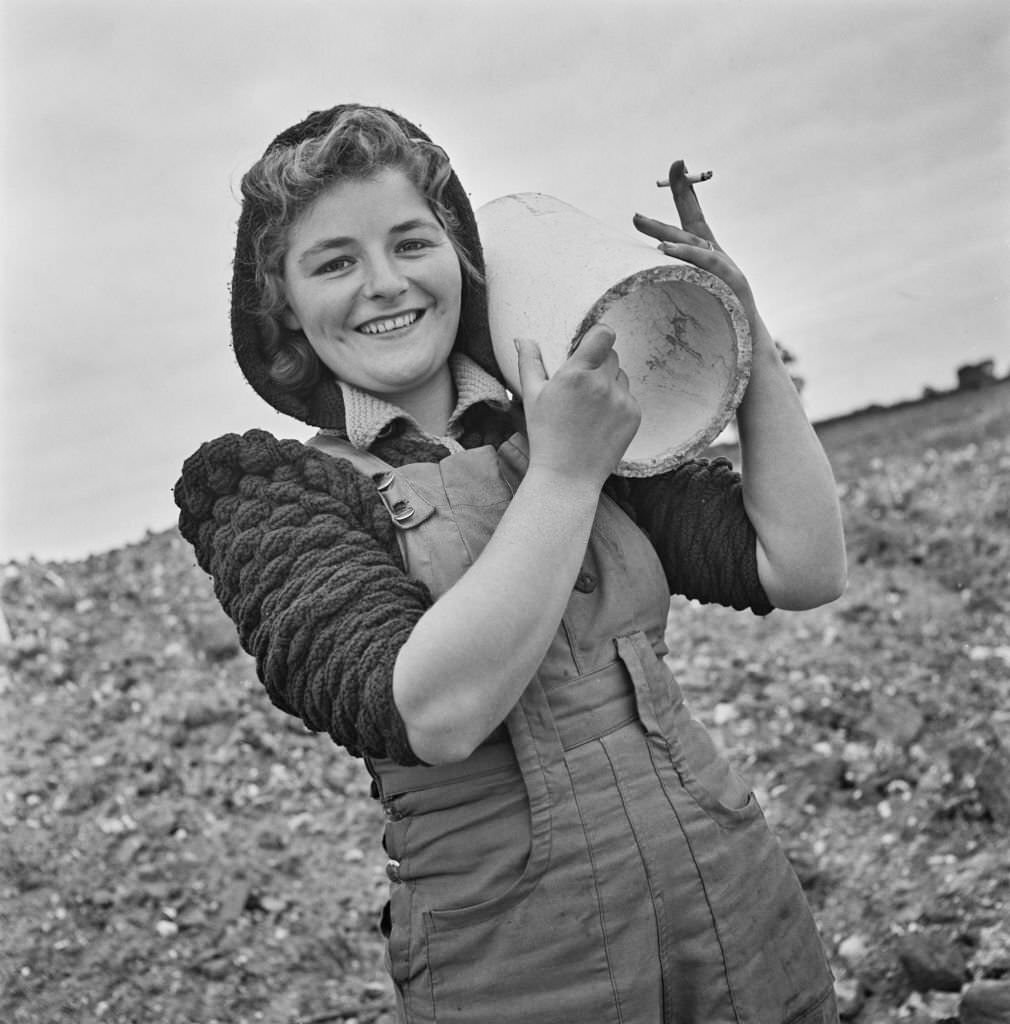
[635,166,845,609]
[393,466,600,763]
[737,318,847,609]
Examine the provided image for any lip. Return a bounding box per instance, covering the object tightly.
[355,308,426,335]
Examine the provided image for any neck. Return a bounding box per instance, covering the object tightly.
[391,363,456,437]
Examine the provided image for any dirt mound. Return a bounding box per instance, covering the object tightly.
[3,385,1008,1023]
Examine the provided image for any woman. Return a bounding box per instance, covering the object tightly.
[176,103,847,1023]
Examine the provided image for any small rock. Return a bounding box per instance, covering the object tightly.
[949,742,983,780]
[976,744,1010,826]
[13,633,44,660]
[960,980,1010,1024]
[176,906,209,929]
[926,990,962,1020]
[837,933,870,970]
[114,834,146,866]
[901,989,961,1022]
[712,702,737,726]
[187,616,240,663]
[197,955,231,980]
[256,828,287,851]
[834,976,865,1019]
[181,700,235,729]
[215,878,253,924]
[5,758,31,777]
[140,805,180,836]
[785,845,823,891]
[896,932,969,992]
[97,814,137,836]
[973,922,1010,974]
[866,693,925,747]
[155,919,178,938]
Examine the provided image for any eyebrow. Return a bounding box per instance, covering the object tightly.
[297,217,443,265]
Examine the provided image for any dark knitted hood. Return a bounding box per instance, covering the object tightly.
[231,103,502,428]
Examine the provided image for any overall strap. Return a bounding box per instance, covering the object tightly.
[304,432,435,565]
[305,430,397,477]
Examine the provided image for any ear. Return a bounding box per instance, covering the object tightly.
[280,306,302,331]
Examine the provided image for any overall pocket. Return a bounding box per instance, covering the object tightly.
[617,631,762,830]
[389,761,551,931]
[668,701,764,828]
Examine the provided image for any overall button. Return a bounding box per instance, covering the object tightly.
[391,500,415,523]
[375,471,395,492]
[385,859,402,884]
[574,571,598,593]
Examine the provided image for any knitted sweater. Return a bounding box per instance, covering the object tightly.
[174,415,771,767]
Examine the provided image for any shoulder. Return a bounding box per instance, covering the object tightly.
[176,428,378,500]
[174,429,392,563]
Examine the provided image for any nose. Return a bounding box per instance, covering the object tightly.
[362,253,408,300]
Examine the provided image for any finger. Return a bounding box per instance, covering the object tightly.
[569,322,616,368]
[634,218,716,252]
[664,159,719,247]
[655,239,724,271]
[514,337,547,399]
[655,240,752,309]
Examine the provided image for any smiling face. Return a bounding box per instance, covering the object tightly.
[281,168,463,416]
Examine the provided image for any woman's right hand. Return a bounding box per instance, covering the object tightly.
[397,323,640,763]
[516,324,641,489]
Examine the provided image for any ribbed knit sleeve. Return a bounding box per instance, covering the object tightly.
[622,457,773,615]
[174,429,433,764]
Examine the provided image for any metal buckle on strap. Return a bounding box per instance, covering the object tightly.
[391,500,415,523]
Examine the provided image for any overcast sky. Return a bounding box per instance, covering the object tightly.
[2,0,1008,562]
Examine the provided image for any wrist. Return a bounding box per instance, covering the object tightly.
[522,462,605,507]
[747,312,776,352]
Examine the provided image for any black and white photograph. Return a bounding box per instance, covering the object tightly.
[2,3,1008,1022]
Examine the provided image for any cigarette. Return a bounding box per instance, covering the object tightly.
[656,170,713,187]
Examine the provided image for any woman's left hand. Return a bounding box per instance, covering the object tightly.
[632,159,757,322]
[634,159,848,612]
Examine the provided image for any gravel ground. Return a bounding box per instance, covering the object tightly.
[3,382,1008,1024]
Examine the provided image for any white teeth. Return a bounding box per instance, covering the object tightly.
[359,311,419,335]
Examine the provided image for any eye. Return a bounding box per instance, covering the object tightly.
[315,255,354,275]
[397,238,435,255]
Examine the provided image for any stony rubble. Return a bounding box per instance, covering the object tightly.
[2,384,1008,1023]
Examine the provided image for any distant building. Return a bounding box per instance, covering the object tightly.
[957,360,997,390]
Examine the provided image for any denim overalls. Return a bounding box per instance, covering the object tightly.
[309,431,838,1024]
